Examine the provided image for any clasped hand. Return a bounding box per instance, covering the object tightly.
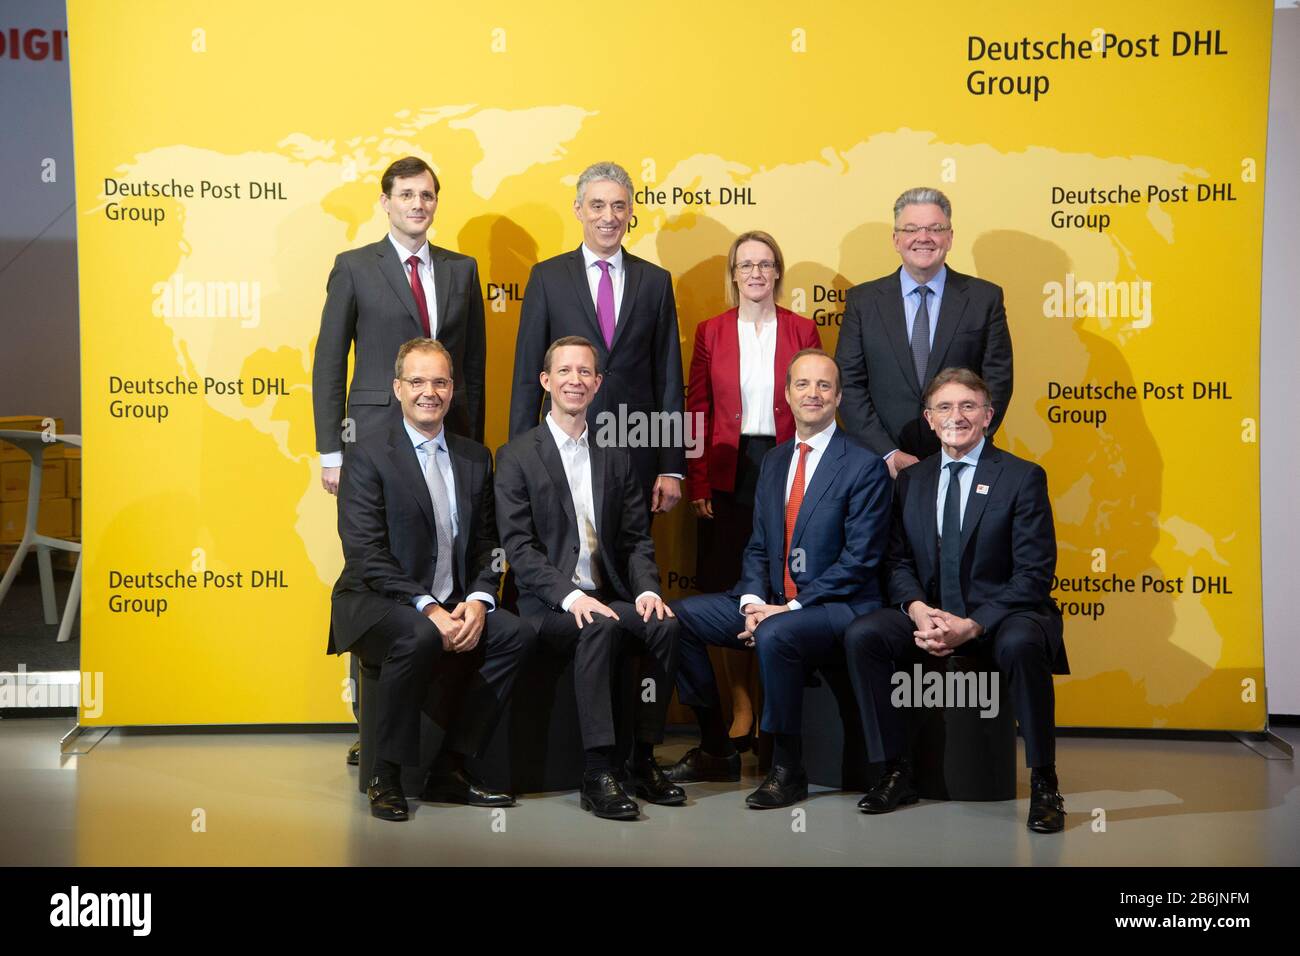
[425,600,487,652]
[907,601,983,656]
[737,603,789,647]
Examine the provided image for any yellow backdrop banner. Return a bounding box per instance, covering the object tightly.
[69,0,1272,729]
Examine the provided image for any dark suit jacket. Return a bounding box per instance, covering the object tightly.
[836,266,1013,458]
[508,246,685,491]
[313,236,486,450]
[887,444,1068,673]
[685,305,821,501]
[737,427,892,618]
[328,421,501,654]
[495,423,662,612]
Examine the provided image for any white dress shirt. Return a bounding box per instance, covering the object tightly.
[739,420,838,613]
[319,236,439,471]
[546,413,659,612]
[404,420,495,613]
[738,314,778,436]
[581,244,625,321]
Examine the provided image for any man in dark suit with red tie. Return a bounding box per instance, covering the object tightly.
[835,187,1013,478]
[665,349,893,809]
[314,156,487,493]
[843,367,1068,832]
[508,162,685,514]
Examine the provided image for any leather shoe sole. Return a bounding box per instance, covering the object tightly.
[580,794,640,820]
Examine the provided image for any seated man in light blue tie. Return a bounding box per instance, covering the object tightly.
[328,338,535,821]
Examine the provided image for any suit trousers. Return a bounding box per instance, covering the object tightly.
[520,593,679,751]
[672,593,864,738]
[352,603,536,766]
[843,607,1058,767]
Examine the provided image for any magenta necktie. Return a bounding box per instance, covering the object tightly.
[595,260,615,349]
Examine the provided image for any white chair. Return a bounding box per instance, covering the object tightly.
[0,430,82,643]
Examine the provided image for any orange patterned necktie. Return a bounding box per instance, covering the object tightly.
[783,442,812,600]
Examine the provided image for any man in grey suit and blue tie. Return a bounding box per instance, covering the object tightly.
[836,187,1013,478]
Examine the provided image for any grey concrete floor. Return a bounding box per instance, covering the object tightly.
[0,717,1295,866]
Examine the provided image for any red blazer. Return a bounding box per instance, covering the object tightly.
[686,306,821,500]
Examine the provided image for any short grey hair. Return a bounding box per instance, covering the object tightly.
[893,187,952,222]
[575,162,634,205]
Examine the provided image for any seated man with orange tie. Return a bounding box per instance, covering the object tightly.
[666,349,892,808]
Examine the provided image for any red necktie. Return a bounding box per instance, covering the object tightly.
[783,442,812,600]
[406,255,431,338]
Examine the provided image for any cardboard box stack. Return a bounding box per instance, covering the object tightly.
[0,417,78,569]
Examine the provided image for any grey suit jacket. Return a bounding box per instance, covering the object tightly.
[312,236,486,452]
[835,266,1013,458]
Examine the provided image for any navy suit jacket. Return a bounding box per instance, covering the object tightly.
[888,444,1068,673]
[736,427,892,620]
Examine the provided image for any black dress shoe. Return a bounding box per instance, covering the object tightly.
[1027,778,1066,833]
[745,764,808,809]
[346,739,360,766]
[366,775,409,822]
[421,766,516,807]
[580,770,640,820]
[665,746,742,783]
[858,763,919,814]
[626,758,686,805]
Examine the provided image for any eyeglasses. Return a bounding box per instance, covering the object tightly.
[894,224,951,236]
[735,260,777,276]
[400,377,452,391]
[928,401,987,415]
[392,189,436,203]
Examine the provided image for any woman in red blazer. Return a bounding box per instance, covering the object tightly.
[686,231,821,747]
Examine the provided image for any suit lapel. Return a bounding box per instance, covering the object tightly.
[563,248,605,344]
[374,238,424,333]
[447,437,474,579]
[535,426,579,532]
[791,430,844,549]
[610,250,642,353]
[387,424,435,531]
[879,270,920,397]
[766,441,795,586]
[960,447,1002,554]
[430,245,452,333]
[916,455,941,571]
[589,436,607,542]
[928,268,969,379]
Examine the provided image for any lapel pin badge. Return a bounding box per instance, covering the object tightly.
[976,484,990,495]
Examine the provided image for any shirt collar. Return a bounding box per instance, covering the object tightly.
[940,436,985,471]
[545,411,589,450]
[581,244,623,273]
[389,234,430,267]
[794,419,837,453]
[404,417,447,454]
[899,264,947,299]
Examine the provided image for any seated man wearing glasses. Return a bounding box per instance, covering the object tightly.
[843,367,1068,833]
[834,187,1013,479]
